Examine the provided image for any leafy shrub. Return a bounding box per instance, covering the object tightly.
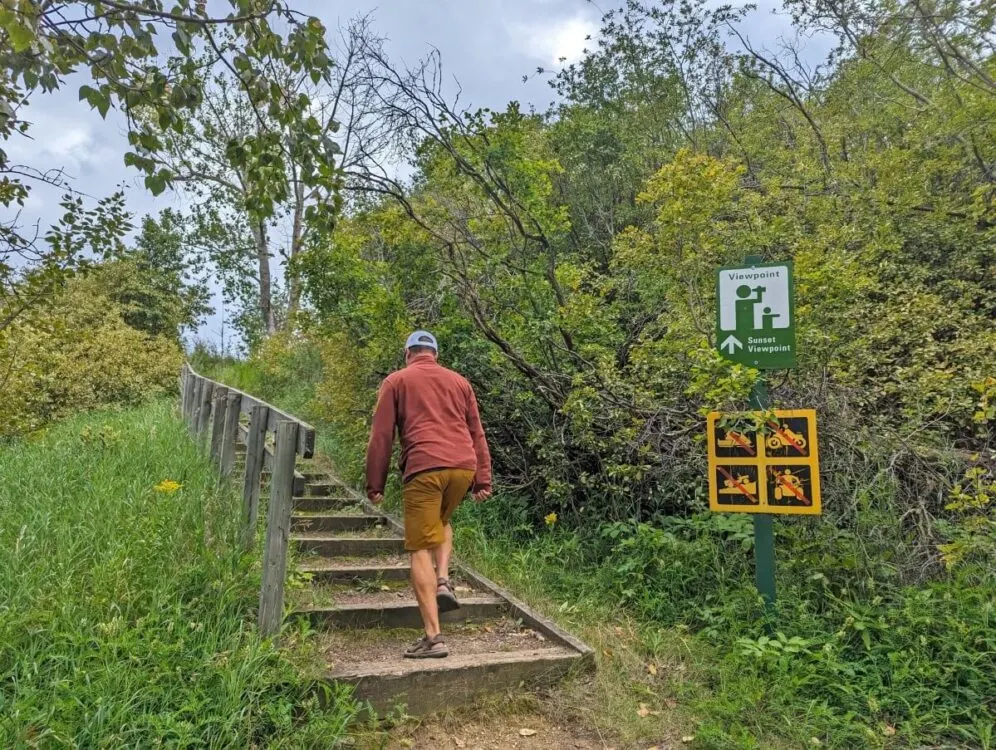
[1,275,182,437]
[295,145,992,581]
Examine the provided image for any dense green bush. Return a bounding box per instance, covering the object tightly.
[1,273,183,437]
[291,5,995,578]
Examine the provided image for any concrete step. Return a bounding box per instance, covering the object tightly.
[295,575,481,610]
[293,496,362,513]
[294,534,406,557]
[299,558,411,583]
[319,617,557,665]
[328,647,583,716]
[293,596,506,629]
[302,481,345,497]
[291,514,389,534]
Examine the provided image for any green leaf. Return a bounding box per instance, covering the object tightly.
[172,29,191,55]
[145,172,167,196]
[3,17,36,52]
[80,85,111,118]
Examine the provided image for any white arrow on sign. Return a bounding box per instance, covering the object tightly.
[721,335,743,354]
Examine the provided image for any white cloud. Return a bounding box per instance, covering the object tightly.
[515,14,598,67]
[48,125,93,160]
[7,105,116,178]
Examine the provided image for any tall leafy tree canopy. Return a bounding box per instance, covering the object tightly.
[0,0,337,332]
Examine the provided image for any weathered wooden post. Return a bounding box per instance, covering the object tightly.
[180,368,189,418]
[185,373,193,424]
[187,371,198,426]
[196,381,214,437]
[181,368,189,418]
[219,391,242,477]
[242,403,270,548]
[182,368,195,424]
[209,386,229,465]
[258,421,299,638]
[190,376,207,437]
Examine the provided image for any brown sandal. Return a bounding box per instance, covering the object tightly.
[436,577,460,613]
[404,634,448,659]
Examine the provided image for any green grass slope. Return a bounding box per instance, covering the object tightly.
[0,401,355,747]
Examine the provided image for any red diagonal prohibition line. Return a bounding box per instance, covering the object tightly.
[773,469,810,505]
[728,431,755,456]
[716,466,758,503]
[767,420,806,454]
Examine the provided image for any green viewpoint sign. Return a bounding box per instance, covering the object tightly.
[716,260,796,369]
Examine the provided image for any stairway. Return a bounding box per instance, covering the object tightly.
[282,472,594,716]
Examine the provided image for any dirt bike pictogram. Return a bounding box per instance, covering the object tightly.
[766,425,807,452]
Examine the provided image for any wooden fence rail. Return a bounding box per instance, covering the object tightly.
[179,363,316,638]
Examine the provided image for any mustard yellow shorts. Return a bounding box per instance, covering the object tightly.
[402,468,475,551]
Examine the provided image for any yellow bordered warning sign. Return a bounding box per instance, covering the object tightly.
[707,409,821,515]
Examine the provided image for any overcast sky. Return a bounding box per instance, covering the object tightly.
[7,0,824,351]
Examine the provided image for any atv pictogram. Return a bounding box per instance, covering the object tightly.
[772,469,809,503]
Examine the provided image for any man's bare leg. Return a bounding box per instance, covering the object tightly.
[433,523,453,586]
[410,548,440,638]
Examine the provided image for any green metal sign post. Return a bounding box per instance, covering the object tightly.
[716,260,796,369]
[749,376,776,615]
[729,254,790,617]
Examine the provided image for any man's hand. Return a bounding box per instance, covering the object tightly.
[369,493,384,505]
[472,488,492,502]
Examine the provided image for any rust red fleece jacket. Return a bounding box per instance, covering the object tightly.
[365,353,492,499]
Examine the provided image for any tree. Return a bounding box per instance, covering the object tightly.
[148,17,391,343]
[113,209,212,340]
[0,186,132,334]
[0,0,336,331]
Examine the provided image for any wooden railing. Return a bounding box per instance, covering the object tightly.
[179,363,316,637]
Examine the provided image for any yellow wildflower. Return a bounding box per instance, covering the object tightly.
[544,512,558,527]
[154,479,182,493]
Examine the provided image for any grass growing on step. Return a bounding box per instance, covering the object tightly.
[0,401,357,747]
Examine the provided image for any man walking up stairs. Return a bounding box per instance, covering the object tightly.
[365,330,493,659]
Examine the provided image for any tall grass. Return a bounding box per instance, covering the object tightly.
[0,401,356,747]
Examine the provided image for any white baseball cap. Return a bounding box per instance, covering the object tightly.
[405,330,438,352]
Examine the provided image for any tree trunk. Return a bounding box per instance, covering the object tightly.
[287,178,305,322]
[252,219,277,335]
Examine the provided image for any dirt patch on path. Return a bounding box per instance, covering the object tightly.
[349,678,685,750]
[359,705,679,749]
[356,706,610,750]
[385,714,604,749]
